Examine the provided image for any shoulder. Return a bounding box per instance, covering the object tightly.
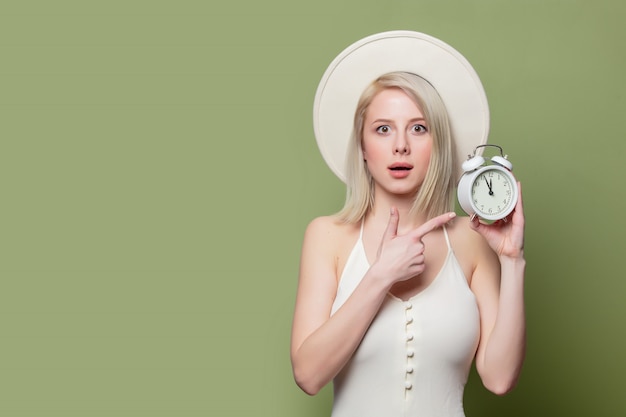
[446,216,486,251]
[304,215,342,235]
[302,215,361,276]
[446,216,498,281]
[304,215,358,243]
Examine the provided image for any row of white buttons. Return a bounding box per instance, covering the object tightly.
[405,301,414,391]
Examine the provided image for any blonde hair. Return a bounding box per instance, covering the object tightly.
[336,72,457,223]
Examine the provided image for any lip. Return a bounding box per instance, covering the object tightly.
[388,162,413,179]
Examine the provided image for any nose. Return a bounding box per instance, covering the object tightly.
[394,133,410,155]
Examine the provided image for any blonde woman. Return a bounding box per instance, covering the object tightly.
[291,32,526,417]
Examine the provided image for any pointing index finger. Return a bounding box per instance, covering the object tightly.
[412,212,457,239]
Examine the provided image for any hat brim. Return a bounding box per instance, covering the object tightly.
[313,30,489,183]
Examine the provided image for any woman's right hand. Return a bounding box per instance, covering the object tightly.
[372,207,457,285]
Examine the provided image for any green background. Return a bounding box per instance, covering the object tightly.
[2,0,625,416]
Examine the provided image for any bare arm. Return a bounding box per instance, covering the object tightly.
[290,209,456,395]
[470,183,526,395]
[290,215,390,395]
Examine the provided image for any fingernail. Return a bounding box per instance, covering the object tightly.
[449,212,456,218]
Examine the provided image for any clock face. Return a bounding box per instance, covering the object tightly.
[471,168,516,218]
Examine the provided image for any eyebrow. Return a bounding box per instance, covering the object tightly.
[370,117,428,125]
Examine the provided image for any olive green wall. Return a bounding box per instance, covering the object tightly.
[2,0,625,416]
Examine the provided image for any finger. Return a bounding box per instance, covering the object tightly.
[469,213,481,230]
[382,206,400,241]
[514,182,525,217]
[412,254,425,265]
[412,212,456,239]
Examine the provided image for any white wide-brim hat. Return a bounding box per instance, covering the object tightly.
[313,30,489,183]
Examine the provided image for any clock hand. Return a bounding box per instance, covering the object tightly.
[489,178,494,196]
[484,176,494,196]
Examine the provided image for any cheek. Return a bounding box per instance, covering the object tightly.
[417,139,433,161]
[362,144,382,164]
[361,137,385,161]
[361,141,373,161]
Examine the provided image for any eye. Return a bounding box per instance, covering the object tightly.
[376,125,391,134]
[411,124,428,134]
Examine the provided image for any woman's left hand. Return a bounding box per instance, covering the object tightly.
[470,182,525,259]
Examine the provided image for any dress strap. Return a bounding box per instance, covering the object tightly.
[359,220,365,240]
[442,225,452,250]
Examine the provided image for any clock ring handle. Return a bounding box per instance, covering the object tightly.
[469,144,513,171]
[469,143,504,158]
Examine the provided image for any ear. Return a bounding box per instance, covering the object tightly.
[362,149,368,161]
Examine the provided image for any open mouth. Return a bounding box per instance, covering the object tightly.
[389,164,413,171]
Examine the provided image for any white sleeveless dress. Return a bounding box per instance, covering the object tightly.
[330,226,480,417]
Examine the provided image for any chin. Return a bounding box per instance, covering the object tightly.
[383,185,420,197]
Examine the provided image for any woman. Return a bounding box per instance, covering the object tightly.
[291,32,526,417]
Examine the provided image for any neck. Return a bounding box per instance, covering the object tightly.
[369,193,427,231]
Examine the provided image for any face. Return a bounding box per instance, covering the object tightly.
[361,88,433,197]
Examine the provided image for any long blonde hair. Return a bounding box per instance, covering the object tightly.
[336,72,457,223]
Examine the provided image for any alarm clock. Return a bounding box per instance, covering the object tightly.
[457,144,519,221]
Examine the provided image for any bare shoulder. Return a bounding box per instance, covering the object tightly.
[302,215,361,278]
[446,216,484,248]
[304,215,355,245]
[446,216,498,280]
[305,215,343,236]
